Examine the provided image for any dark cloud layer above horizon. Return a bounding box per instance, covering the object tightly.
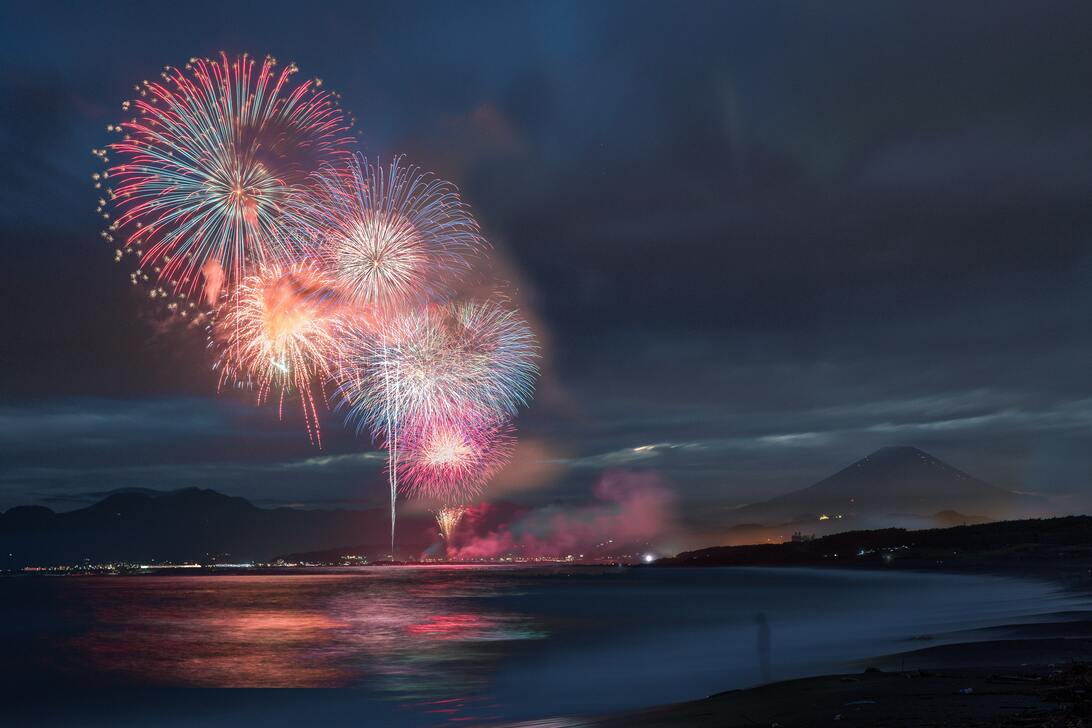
[3,2,1092,538]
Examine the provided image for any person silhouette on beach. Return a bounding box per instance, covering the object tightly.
[756,612,771,682]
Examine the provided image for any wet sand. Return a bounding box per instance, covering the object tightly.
[575,614,1092,727]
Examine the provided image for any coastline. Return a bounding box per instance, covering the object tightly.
[583,655,1092,727]
[568,562,1092,728]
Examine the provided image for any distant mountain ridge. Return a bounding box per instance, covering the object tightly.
[728,446,1034,533]
[0,446,1046,566]
[0,488,434,568]
[659,515,1092,569]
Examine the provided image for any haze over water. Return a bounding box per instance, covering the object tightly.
[4,566,1086,725]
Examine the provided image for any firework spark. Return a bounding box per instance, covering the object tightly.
[299,156,485,556]
[101,53,353,301]
[434,505,468,550]
[299,155,484,312]
[334,298,535,553]
[211,261,343,446]
[336,298,539,436]
[92,52,543,566]
[397,413,514,502]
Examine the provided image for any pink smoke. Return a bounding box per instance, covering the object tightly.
[447,471,674,560]
[202,259,224,306]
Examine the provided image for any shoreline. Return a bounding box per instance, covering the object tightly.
[570,586,1092,727]
[583,657,1092,727]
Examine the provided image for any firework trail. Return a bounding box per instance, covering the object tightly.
[434,505,468,555]
[298,155,484,312]
[211,261,343,446]
[335,299,535,554]
[99,53,353,303]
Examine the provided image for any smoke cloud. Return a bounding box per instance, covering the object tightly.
[446,470,674,559]
[201,259,224,307]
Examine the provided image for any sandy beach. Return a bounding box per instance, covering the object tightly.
[574,607,1092,726]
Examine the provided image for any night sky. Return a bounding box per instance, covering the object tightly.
[4,1,1092,541]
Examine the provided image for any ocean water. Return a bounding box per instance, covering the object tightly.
[2,565,1086,725]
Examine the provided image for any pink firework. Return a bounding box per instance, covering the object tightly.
[100,53,354,302]
[211,261,344,446]
[395,412,514,502]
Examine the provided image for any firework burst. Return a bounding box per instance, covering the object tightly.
[434,505,468,549]
[92,52,542,559]
[397,412,514,502]
[334,298,535,553]
[298,155,484,312]
[99,53,354,303]
[335,298,539,436]
[211,261,343,446]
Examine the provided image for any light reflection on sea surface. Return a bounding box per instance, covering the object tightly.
[2,565,1087,725]
[54,567,545,714]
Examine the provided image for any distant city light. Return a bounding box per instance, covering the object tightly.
[643,553,655,563]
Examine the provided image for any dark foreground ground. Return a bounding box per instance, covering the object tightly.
[658,516,1092,578]
[573,615,1092,728]
[590,664,1091,727]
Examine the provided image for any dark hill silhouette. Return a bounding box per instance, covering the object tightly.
[730,446,1030,527]
[0,488,434,568]
[659,515,1092,572]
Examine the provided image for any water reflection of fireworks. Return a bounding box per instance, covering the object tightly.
[65,569,545,721]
